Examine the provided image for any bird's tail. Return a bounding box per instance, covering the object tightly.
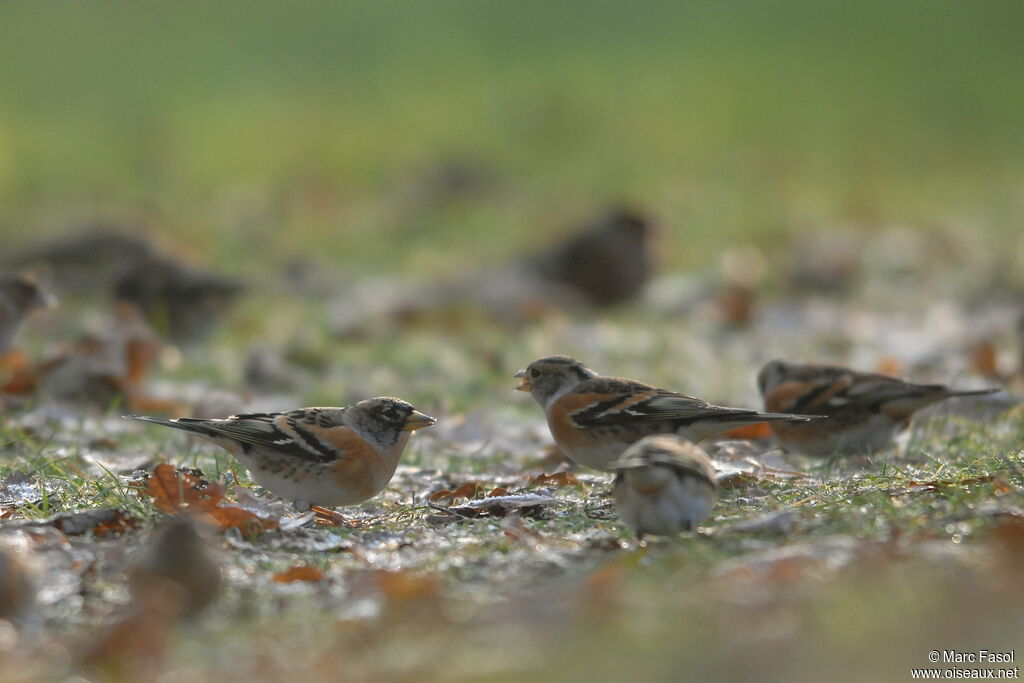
[752,411,824,424]
[943,387,1001,398]
[703,408,824,426]
[124,414,208,434]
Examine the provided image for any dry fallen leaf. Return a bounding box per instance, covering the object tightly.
[373,569,441,604]
[970,339,1001,380]
[529,471,580,487]
[576,562,625,620]
[49,508,140,537]
[0,361,39,395]
[0,545,34,620]
[714,282,756,327]
[982,516,1024,589]
[273,566,326,583]
[78,584,178,676]
[875,355,904,377]
[0,349,29,375]
[141,464,223,515]
[0,350,31,392]
[138,464,277,536]
[428,481,481,504]
[125,395,190,416]
[991,516,1024,563]
[501,515,543,547]
[888,475,998,497]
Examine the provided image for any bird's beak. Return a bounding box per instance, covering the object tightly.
[403,410,437,431]
[513,369,531,392]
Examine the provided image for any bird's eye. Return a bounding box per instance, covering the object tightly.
[382,408,399,420]
[530,368,541,378]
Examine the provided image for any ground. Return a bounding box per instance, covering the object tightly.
[1,2,1024,682]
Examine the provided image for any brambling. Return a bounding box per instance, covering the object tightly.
[530,206,655,306]
[114,253,241,343]
[130,517,221,620]
[127,397,436,510]
[0,272,56,353]
[515,355,817,471]
[757,360,1000,456]
[611,435,718,538]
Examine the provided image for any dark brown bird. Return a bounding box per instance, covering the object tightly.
[6,226,154,293]
[114,253,242,343]
[129,517,221,620]
[530,206,655,306]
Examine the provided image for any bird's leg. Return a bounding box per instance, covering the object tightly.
[309,505,357,528]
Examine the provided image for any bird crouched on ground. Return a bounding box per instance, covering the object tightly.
[611,435,718,539]
[127,397,436,510]
[528,205,655,306]
[757,360,1000,456]
[130,517,221,620]
[515,355,819,471]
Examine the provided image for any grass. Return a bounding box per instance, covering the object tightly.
[1,1,1023,274]
[2,326,1022,680]
[1,2,1024,680]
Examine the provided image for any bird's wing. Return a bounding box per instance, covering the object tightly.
[615,448,717,485]
[767,367,959,415]
[656,452,717,487]
[132,409,347,463]
[562,378,759,427]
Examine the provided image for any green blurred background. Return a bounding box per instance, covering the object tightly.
[1,0,1021,275]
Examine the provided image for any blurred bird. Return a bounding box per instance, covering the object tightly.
[244,346,304,393]
[0,272,56,353]
[6,226,153,293]
[0,543,34,622]
[129,517,221,620]
[784,229,863,294]
[9,226,240,342]
[611,435,718,538]
[757,360,1000,456]
[515,356,817,471]
[127,397,436,509]
[114,253,242,343]
[79,518,215,674]
[529,206,655,306]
